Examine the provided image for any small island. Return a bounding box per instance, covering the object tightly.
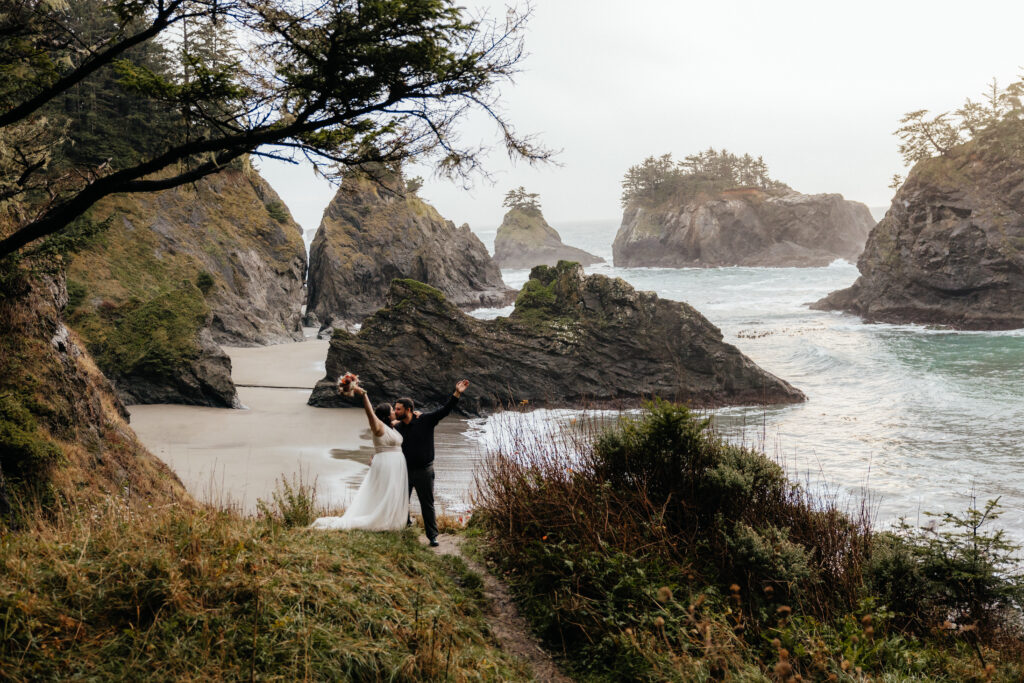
[613,149,876,268]
[493,187,604,268]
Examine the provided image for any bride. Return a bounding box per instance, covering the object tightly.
[310,380,408,531]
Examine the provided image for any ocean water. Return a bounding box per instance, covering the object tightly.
[469,218,1024,535]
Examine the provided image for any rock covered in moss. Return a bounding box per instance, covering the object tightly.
[0,270,189,516]
[66,161,306,406]
[493,206,604,268]
[614,188,875,267]
[305,169,514,331]
[813,123,1024,329]
[308,262,804,413]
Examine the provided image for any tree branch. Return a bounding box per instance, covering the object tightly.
[0,0,188,129]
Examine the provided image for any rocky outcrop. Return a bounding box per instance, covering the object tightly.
[613,189,875,267]
[305,170,514,330]
[308,262,805,414]
[812,124,1024,330]
[493,207,604,268]
[0,269,189,519]
[66,161,307,406]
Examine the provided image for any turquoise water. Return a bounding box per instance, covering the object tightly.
[471,219,1024,535]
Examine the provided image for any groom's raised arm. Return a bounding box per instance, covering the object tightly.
[422,379,469,426]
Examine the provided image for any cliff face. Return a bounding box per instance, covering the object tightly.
[613,189,875,268]
[0,270,189,520]
[65,163,307,407]
[308,262,804,414]
[813,124,1024,330]
[493,207,604,268]
[305,172,514,330]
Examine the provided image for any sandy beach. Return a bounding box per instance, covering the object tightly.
[129,330,483,514]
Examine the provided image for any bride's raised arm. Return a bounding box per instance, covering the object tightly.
[352,384,385,437]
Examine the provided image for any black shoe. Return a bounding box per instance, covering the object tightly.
[429,538,440,547]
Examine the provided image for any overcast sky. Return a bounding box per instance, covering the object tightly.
[257,0,1024,240]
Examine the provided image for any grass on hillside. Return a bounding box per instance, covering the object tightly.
[0,486,528,682]
[471,400,1024,682]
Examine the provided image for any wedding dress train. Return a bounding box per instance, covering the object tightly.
[310,425,408,531]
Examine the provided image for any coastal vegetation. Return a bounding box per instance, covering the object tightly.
[503,186,543,213]
[894,75,1023,170]
[620,149,790,208]
[4,397,1022,680]
[472,401,1024,681]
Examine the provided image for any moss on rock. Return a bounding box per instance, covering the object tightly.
[90,283,208,380]
[390,278,448,305]
[0,394,64,484]
[0,269,188,521]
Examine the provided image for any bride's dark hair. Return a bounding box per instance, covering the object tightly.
[374,402,393,423]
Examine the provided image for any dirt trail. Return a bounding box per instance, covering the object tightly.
[427,535,572,682]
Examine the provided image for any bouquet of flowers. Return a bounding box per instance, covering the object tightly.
[337,371,360,397]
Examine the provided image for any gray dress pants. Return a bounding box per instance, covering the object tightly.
[408,464,437,540]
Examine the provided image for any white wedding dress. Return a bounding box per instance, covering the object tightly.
[310,425,409,531]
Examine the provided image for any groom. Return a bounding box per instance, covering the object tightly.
[394,379,469,547]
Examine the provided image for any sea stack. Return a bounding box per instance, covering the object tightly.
[614,189,875,268]
[493,189,603,268]
[813,120,1024,330]
[305,167,514,331]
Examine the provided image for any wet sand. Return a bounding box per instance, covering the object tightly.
[129,330,483,514]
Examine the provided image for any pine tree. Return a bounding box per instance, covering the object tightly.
[53,0,179,169]
[621,148,787,207]
[503,186,541,212]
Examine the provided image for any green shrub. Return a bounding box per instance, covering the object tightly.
[265,200,289,223]
[868,499,1024,636]
[726,522,813,597]
[474,402,1024,680]
[256,472,318,529]
[513,278,557,313]
[866,531,934,629]
[65,279,88,312]
[0,394,63,483]
[591,400,852,609]
[195,270,215,295]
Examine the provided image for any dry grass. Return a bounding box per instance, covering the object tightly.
[0,487,528,681]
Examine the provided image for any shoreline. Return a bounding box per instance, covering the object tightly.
[129,330,483,514]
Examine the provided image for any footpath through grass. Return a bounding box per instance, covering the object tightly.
[0,499,527,681]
